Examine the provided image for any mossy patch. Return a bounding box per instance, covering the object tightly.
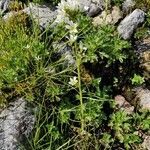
[6,11,31,30]
[8,0,25,11]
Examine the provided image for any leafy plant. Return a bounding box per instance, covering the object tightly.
[112,0,124,7]
[82,25,130,64]
[131,74,145,86]
[109,111,142,149]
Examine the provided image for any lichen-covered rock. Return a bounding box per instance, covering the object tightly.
[92,11,113,26]
[93,6,122,26]
[117,9,145,40]
[87,1,103,17]
[0,98,35,150]
[111,6,122,24]
[114,95,134,114]
[0,0,25,14]
[23,3,57,29]
[134,87,150,110]
[123,87,150,111]
[142,135,150,150]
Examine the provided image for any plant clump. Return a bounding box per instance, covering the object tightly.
[0,0,150,150]
[8,0,25,11]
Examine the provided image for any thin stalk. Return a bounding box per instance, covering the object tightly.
[75,46,84,132]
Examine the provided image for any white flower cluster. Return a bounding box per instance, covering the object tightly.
[65,21,78,43]
[69,76,78,86]
[55,0,86,24]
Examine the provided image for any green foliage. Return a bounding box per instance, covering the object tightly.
[0,7,149,150]
[146,11,150,25]
[131,74,145,86]
[82,25,130,64]
[133,111,150,131]
[134,27,150,39]
[134,11,150,39]
[135,0,150,10]
[8,0,24,11]
[112,0,124,7]
[109,111,141,149]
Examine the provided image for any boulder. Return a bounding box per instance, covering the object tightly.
[23,3,57,30]
[123,86,150,111]
[93,6,122,26]
[134,87,150,110]
[114,95,134,114]
[87,1,104,17]
[117,9,145,40]
[0,98,35,150]
[142,135,150,150]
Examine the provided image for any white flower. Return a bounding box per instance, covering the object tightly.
[24,44,30,49]
[45,67,55,74]
[57,0,82,12]
[69,34,78,43]
[35,56,41,61]
[84,6,90,11]
[55,0,84,24]
[69,76,78,86]
[65,22,78,34]
[79,42,87,51]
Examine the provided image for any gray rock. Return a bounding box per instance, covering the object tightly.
[52,42,75,66]
[142,135,150,150]
[122,0,135,14]
[87,2,102,17]
[114,95,134,114]
[76,0,105,16]
[0,0,10,14]
[135,87,150,110]
[23,3,57,30]
[93,6,122,26]
[117,9,145,40]
[0,98,35,150]
[124,87,150,111]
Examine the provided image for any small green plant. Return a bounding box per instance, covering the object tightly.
[109,111,142,149]
[131,74,145,86]
[112,0,124,7]
[134,27,150,39]
[8,0,25,11]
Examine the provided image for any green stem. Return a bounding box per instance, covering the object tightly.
[75,47,84,132]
